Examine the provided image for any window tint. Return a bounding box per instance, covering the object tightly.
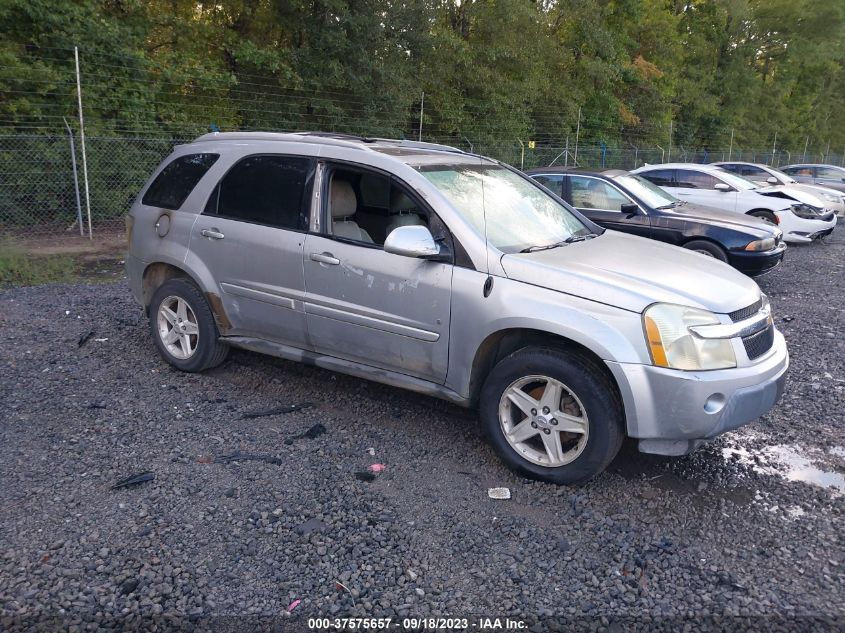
[739,165,768,178]
[142,153,219,210]
[206,155,312,229]
[675,170,719,189]
[783,166,812,176]
[569,176,631,211]
[718,164,741,174]
[639,169,674,187]
[531,174,564,196]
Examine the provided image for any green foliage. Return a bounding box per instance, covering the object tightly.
[0,0,843,153]
[0,239,78,286]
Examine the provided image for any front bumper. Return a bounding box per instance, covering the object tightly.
[728,242,787,277]
[775,209,837,243]
[606,330,789,456]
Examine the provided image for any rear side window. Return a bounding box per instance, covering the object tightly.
[142,153,219,209]
[640,169,674,187]
[205,155,313,230]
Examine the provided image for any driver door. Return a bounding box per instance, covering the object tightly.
[566,175,651,238]
[302,164,454,383]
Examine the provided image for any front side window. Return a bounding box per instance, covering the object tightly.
[817,166,845,179]
[783,166,812,177]
[569,176,632,211]
[142,153,219,210]
[739,165,769,179]
[419,164,589,253]
[612,174,678,208]
[205,155,313,229]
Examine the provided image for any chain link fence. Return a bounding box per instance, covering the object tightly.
[2,130,844,239]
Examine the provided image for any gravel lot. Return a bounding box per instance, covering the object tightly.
[1,224,844,632]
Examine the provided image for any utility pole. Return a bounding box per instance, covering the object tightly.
[573,107,581,166]
[728,128,734,160]
[418,92,424,142]
[74,46,93,240]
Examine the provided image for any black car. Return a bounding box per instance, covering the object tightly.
[526,168,787,277]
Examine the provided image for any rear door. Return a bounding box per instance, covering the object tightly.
[565,175,651,237]
[674,169,738,212]
[188,154,313,346]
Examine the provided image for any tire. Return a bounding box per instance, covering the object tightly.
[478,346,625,485]
[682,239,728,262]
[749,210,777,225]
[149,278,229,372]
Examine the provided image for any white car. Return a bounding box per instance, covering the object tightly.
[713,161,845,217]
[632,163,837,243]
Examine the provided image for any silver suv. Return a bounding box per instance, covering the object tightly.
[126,132,789,483]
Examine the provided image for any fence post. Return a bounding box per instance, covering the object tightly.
[62,118,84,236]
[517,139,524,170]
[573,107,581,166]
[728,128,734,160]
[74,46,93,240]
[771,131,777,166]
[802,136,809,162]
[667,120,673,162]
[564,135,569,167]
[418,92,424,142]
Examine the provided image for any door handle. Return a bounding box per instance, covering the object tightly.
[310,252,340,266]
[201,228,225,240]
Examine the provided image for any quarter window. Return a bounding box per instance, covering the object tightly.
[675,170,719,189]
[205,155,313,229]
[142,153,219,210]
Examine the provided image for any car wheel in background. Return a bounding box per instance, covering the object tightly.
[749,210,778,225]
[149,278,229,372]
[682,239,728,262]
[479,346,625,484]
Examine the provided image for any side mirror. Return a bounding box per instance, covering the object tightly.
[767,176,778,185]
[384,225,443,259]
[620,202,640,216]
[714,182,732,192]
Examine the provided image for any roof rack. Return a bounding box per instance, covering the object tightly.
[191,130,466,155]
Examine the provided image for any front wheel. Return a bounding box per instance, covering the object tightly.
[683,239,728,262]
[478,347,624,484]
[149,278,229,372]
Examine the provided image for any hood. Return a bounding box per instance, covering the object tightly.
[500,231,760,314]
[755,185,825,208]
[665,202,776,238]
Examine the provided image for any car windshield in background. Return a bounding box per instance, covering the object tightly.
[714,169,759,190]
[613,174,679,208]
[419,164,589,253]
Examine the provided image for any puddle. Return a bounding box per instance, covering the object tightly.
[722,443,845,495]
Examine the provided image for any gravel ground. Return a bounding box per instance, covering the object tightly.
[1,223,844,632]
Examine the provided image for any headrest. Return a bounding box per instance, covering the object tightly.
[390,188,417,215]
[330,179,357,219]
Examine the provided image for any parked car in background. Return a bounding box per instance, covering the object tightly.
[526,168,786,277]
[780,164,845,197]
[632,163,837,243]
[714,161,845,217]
[126,132,788,484]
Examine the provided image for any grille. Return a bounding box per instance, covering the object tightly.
[729,298,763,323]
[743,325,775,360]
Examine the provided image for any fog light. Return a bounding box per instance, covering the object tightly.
[704,393,726,414]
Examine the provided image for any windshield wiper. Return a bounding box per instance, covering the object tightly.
[519,233,596,252]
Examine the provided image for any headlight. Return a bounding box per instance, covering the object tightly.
[791,203,821,219]
[643,303,737,371]
[744,237,776,251]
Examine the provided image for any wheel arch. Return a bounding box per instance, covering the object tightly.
[142,261,232,334]
[746,208,779,223]
[467,328,622,408]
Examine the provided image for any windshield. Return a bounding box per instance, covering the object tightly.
[419,164,590,253]
[713,169,759,191]
[612,174,679,208]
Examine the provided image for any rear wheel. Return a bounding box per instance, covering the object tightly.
[479,346,624,484]
[683,239,728,262]
[149,278,229,372]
